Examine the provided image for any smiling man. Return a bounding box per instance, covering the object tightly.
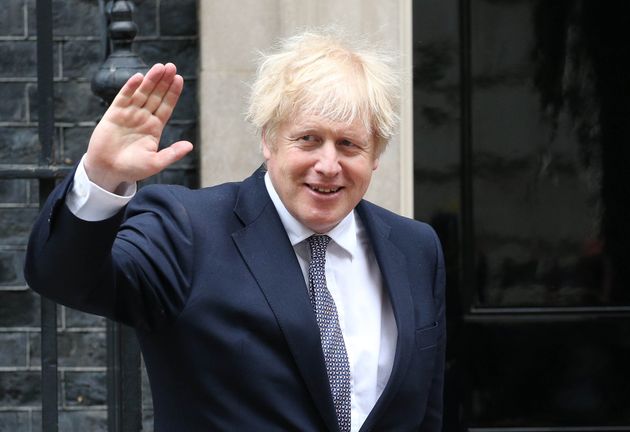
[263,113,378,234]
[25,30,446,431]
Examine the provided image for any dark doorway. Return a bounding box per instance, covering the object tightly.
[413,0,630,429]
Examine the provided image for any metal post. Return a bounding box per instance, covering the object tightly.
[36,0,58,430]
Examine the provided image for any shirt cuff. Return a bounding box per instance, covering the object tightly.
[66,154,137,222]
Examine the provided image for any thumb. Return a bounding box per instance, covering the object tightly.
[152,141,194,172]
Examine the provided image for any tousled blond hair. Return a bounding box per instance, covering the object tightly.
[247,29,400,155]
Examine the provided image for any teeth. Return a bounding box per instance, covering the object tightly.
[311,185,339,193]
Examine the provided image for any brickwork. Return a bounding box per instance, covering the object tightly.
[0,0,198,431]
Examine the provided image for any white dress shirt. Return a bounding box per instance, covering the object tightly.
[66,157,398,431]
[66,155,136,221]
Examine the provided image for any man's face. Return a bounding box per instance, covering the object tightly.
[263,113,380,233]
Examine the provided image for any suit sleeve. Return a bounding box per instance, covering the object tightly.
[24,174,194,332]
[419,228,446,431]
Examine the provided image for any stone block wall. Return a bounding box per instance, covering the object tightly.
[0,1,198,431]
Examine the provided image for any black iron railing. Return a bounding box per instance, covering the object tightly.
[0,1,145,431]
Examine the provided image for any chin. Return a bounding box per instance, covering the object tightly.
[305,217,341,234]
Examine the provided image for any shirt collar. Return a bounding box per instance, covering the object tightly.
[264,172,357,258]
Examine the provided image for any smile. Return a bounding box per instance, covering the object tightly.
[308,184,341,194]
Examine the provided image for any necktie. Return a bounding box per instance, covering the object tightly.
[307,235,351,432]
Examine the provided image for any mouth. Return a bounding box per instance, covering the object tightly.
[307,184,342,194]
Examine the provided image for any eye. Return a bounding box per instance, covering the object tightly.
[299,135,318,142]
[339,139,355,147]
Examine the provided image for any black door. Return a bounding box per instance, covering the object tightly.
[413,0,630,429]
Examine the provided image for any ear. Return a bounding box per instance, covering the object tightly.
[261,129,272,161]
[371,138,381,171]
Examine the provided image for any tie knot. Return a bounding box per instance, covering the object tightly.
[308,235,331,260]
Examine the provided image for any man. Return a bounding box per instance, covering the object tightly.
[25,31,445,431]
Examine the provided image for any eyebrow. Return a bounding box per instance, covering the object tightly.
[291,122,368,142]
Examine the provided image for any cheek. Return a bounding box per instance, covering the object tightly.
[352,164,375,187]
[272,159,307,192]
[283,154,313,176]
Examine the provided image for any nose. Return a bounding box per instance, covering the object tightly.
[314,141,341,177]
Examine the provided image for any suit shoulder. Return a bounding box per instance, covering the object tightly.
[133,181,241,210]
[125,181,245,228]
[137,181,240,201]
[359,200,443,273]
[361,200,437,240]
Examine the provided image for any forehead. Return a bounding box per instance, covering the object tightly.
[284,112,372,141]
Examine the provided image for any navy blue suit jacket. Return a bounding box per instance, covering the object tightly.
[25,167,445,431]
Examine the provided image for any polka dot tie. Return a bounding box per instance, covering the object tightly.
[307,235,351,432]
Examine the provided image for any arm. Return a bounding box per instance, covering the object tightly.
[25,183,194,330]
[66,154,135,221]
[24,63,194,330]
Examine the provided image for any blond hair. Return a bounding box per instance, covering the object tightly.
[247,29,400,155]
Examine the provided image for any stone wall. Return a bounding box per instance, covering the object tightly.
[0,1,198,431]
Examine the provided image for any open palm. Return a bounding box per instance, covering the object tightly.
[84,63,193,193]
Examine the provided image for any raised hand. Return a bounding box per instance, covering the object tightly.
[84,63,193,193]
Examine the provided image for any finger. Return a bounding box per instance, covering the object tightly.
[142,63,177,113]
[154,74,184,124]
[150,140,194,172]
[130,63,166,107]
[110,72,144,107]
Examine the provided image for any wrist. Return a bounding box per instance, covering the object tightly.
[83,154,126,194]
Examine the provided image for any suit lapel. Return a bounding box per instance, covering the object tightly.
[231,169,339,432]
[355,202,416,432]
